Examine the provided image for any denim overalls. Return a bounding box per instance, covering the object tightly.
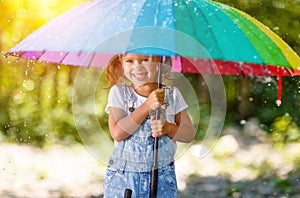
[104,84,178,198]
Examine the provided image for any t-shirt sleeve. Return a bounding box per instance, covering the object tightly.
[173,87,189,115]
[105,85,124,114]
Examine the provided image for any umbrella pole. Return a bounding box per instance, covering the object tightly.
[124,189,132,198]
[150,57,163,198]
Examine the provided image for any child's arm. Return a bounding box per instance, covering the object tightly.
[108,103,149,142]
[151,110,194,143]
[108,88,165,142]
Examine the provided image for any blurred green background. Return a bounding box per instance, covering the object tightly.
[0,0,299,148]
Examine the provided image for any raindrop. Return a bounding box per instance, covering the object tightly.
[284,112,290,116]
[249,97,254,102]
[57,65,61,70]
[7,19,11,23]
[233,19,240,23]
[23,80,35,90]
[240,120,247,125]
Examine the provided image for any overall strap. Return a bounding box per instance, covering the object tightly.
[121,83,135,114]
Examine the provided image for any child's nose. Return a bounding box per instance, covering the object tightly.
[133,60,143,66]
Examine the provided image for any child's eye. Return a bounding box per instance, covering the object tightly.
[142,58,149,62]
[125,59,134,63]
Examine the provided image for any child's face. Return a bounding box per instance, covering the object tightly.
[120,53,159,87]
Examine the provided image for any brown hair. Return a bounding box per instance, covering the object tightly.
[106,55,124,87]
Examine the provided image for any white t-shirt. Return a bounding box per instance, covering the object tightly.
[105,84,188,123]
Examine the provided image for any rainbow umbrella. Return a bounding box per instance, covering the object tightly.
[6,0,300,105]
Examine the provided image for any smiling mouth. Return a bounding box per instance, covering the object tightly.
[133,73,147,80]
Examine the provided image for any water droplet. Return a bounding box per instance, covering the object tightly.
[240,120,247,125]
[23,80,35,90]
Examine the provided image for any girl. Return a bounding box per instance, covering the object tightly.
[104,53,194,198]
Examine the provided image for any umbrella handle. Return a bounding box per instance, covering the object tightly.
[124,189,132,198]
[150,57,163,198]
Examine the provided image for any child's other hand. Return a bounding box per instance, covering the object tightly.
[145,88,165,111]
[150,117,166,138]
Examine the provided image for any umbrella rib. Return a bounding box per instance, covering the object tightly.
[179,1,198,36]
[196,2,224,58]
[237,62,245,78]
[262,64,271,76]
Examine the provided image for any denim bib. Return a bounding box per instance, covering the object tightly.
[108,84,176,172]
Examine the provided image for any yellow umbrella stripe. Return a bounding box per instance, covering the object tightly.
[233,7,300,70]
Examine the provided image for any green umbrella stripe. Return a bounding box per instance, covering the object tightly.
[172,0,264,63]
[234,7,300,69]
[211,1,296,69]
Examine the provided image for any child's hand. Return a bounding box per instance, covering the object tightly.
[145,88,165,110]
[151,117,166,138]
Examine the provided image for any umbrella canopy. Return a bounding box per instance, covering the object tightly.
[6,0,300,105]
[6,0,300,72]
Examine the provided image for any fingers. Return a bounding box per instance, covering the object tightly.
[151,89,165,102]
[151,118,165,138]
[151,131,164,138]
[147,89,165,110]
